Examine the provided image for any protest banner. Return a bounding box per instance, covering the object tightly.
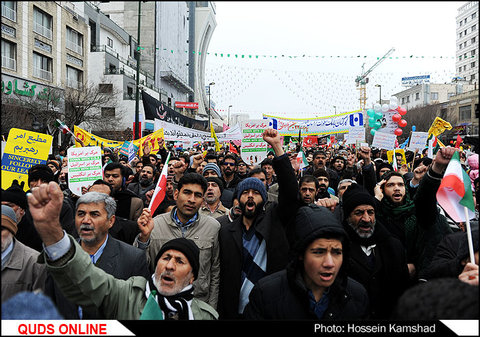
[1,128,52,191]
[67,146,103,196]
[241,120,270,166]
[263,110,363,136]
[155,120,242,143]
[406,131,429,151]
[74,126,123,151]
[371,131,396,150]
[345,126,365,144]
[387,149,406,165]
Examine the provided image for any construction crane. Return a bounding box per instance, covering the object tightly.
[355,47,395,111]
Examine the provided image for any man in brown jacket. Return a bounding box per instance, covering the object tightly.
[1,205,46,303]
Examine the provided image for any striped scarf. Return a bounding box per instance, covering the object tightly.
[238,228,267,314]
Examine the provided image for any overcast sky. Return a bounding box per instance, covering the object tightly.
[205,1,468,120]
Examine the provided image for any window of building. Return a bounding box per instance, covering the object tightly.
[464,41,468,48]
[472,49,476,56]
[464,29,467,36]
[107,37,113,48]
[33,6,53,40]
[459,66,462,73]
[99,83,113,93]
[459,105,471,120]
[472,37,476,44]
[1,39,16,70]
[464,18,467,24]
[66,27,83,55]
[472,61,476,68]
[447,92,455,99]
[101,107,115,117]
[415,92,420,101]
[472,24,477,32]
[431,92,439,100]
[460,32,463,38]
[459,43,463,50]
[401,97,405,104]
[471,74,476,81]
[464,65,467,71]
[473,12,477,19]
[1,1,16,22]
[406,96,410,103]
[33,52,52,81]
[66,65,82,90]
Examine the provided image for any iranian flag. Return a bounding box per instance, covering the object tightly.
[55,119,73,135]
[436,151,476,222]
[148,152,171,215]
[296,150,309,170]
[392,148,398,172]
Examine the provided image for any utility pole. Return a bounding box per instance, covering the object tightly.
[134,1,142,140]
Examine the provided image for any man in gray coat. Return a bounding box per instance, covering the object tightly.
[1,205,46,303]
[27,182,217,320]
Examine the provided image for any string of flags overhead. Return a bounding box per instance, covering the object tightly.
[135,46,475,60]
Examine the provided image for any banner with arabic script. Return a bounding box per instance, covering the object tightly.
[67,146,103,196]
[1,128,52,191]
[155,120,243,143]
[241,120,271,166]
[262,110,364,136]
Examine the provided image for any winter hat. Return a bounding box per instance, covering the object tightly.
[236,177,267,203]
[203,163,222,178]
[28,164,54,185]
[341,184,376,220]
[2,205,18,235]
[2,180,27,210]
[293,204,347,255]
[205,177,224,194]
[2,291,63,319]
[154,238,200,280]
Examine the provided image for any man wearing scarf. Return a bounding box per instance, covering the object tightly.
[26,182,218,320]
[341,184,410,318]
[374,147,455,281]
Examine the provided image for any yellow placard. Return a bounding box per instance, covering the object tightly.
[132,128,166,157]
[387,149,406,165]
[1,128,53,191]
[428,117,452,138]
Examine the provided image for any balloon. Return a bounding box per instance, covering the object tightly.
[412,125,416,132]
[392,113,401,122]
[368,117,376,126]
[381,104,389,112]
[374,121,382,129]
[374,111,383,120]
[450,140,454,144]
[389,102,397,110]
[399,119,407,128]
[394,128,403,136]
[390,96,398,105]
[370,129,376,136]
[398,107,407,115]
[367,109,375,117]
[374,103,382,112]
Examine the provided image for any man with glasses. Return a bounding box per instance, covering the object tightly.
[341,183,409,319]
[220,154,241,191]
[236,159,249,180]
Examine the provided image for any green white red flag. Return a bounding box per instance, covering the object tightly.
[148,152,171,215]
[436,151,475,222]
[296,150,309,170]
[54,119,73,135]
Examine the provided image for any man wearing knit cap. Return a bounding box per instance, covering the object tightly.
[341,183,409,319]
[218,128,301,319]
[244,204,369,319]
[27,183,218,319]
[202,162,234,209]
[2,205,47,303]
[199,177,229,219]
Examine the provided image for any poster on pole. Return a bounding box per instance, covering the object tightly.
[67,146,103,196]
[371,131,397,150]
[345,127,365,144]
[1,128,52,191]
[241,120,270,166]
[406,131,429,151]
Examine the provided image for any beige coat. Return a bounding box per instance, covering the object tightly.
[1,238,47,303]
[134,208,220,309]
[198,202,229,219]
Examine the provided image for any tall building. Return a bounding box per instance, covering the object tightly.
[455,1,478,84]
[1,1,88,137]
[95,1,221,125]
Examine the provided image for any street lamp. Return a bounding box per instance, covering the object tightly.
[228,105,232,126]
[333,105,337,115]
[208,82,215,130]
[375,84,382,105]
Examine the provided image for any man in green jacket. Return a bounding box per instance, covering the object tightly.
[27,181,218,320]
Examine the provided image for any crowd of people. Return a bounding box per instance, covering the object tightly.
[1,129,479,321]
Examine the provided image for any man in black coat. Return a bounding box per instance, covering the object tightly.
[244,205,369,320]
[45,192,149,319]
[341,184,410,319]
[218,129,300,319]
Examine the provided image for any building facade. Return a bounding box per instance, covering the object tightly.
[456,1,478,84]
[1,1,88,137]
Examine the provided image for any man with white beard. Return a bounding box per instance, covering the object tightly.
[26,182,218,320]
[341,184,409,319]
